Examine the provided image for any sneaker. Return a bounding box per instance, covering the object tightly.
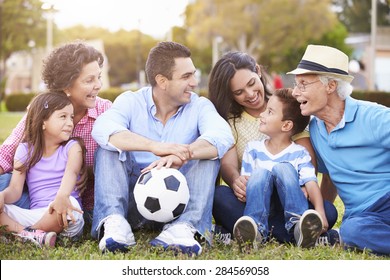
[294,209,323,248]
[211,224,232,245]
[215,232,232,245]
[98,214,136,253]
[316,228,341,246]
[233,216,264,249]
[16,227,57,248]
[150,223,202,256]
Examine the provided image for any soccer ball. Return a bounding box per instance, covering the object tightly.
[134,167,190,223]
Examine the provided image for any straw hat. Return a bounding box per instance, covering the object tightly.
[287,45,354,83]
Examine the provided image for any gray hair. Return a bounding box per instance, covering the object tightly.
[319,75,353,100]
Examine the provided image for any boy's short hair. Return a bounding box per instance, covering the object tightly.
[273,88,310,135]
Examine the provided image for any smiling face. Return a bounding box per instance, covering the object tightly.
[64,61,102,113]
[292,74,328,116]
[43,104,74,144]
[259,95,287,137]
[163,57,198,106]
[229,69,266,117]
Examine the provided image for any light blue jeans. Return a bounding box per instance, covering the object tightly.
[91,147,219,242]
[0,173,30,209]
[244,163,308,237]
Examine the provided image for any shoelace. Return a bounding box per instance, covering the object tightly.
[315,235,329,246]
[216,233,231,245]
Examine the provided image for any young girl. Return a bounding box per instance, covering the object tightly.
[0,92,86,247]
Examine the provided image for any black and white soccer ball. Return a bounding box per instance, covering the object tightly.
[134,167,190,223]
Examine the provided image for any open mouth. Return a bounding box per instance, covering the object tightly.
[247,94,259,104]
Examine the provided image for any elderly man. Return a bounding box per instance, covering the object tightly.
[288,45,390,255]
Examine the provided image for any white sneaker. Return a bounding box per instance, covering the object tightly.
[233,216,264,249]
[294,209,323,248]
[98,214,136,253]
[150,223,202,256]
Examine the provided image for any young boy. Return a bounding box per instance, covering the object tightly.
[234,88,328,249]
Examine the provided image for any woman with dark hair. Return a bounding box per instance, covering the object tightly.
[208,51,338,246]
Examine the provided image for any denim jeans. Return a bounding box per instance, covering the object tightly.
[213,164,338,243]
[244,163,309,236]
[340,191,390,255]
[91,147,219,242]
[0,173,30,209]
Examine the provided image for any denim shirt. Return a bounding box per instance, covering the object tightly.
[92,87,234,169]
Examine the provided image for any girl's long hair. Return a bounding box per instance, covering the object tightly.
[16,91,87,189]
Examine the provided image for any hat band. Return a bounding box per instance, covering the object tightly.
[298,60,349,75]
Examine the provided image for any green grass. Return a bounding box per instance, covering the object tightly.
[0,112,389,260]
[0,111,24,143]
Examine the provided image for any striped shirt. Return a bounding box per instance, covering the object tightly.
[0,97,112,210]
[241,139,317,186]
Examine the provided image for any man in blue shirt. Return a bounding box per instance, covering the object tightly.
[91,41,234,255]
[288,44,390,255]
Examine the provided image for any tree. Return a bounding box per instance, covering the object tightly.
[60,26,157,87]
[0,0,46,110]
[184,0,339,67]
[0,0,46,62]
[333,0,390,33]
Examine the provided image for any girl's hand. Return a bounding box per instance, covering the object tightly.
[48,194,83,229]
[232,175,248,202]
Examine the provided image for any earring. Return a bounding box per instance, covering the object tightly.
[67,93,71,97]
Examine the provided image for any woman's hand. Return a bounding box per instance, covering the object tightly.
[232,175,249,202]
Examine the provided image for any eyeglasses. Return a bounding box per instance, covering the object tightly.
[293,80,321,92]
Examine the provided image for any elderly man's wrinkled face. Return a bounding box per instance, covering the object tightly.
[292,74,328,117]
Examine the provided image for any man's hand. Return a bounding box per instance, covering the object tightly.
[149,142,192,162]
[142,155,185,172]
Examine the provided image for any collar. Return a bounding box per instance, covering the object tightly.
[77,102,100,125]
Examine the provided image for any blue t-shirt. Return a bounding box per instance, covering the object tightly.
[309,97,390,218]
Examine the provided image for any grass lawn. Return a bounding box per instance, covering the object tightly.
[0,111,388,261]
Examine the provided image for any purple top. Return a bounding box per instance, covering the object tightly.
[15,140,81,209]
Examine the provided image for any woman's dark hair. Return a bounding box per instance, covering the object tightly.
[42,41,104,91]
[208,51,272,121]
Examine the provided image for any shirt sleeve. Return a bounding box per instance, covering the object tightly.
[297,148,318,185]
[0,114,27,172]
[196,97,234,159]
[92,92,134,151]
[369,104,390,148]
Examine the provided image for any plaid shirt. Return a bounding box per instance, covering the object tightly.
[0,97,112,210]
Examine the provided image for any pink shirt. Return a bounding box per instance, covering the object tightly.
[0,97,112,210]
